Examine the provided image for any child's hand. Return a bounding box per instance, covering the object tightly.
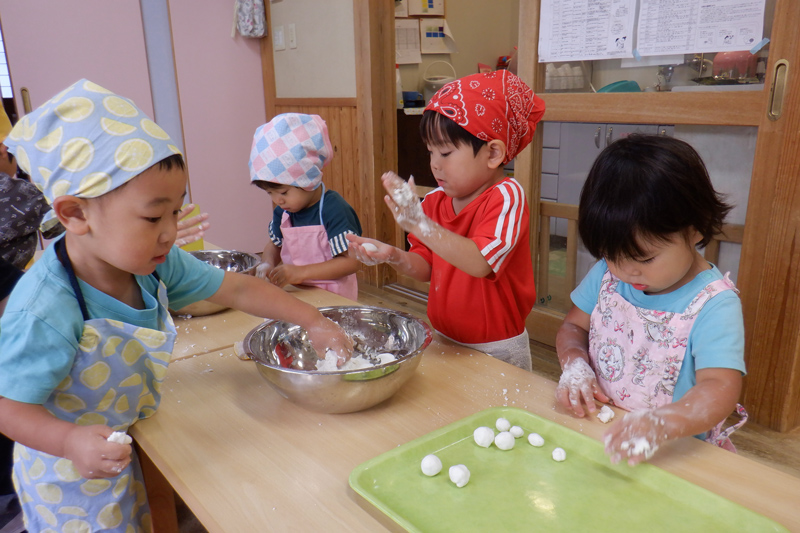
[381,172,431,235]
[64,425,132,479]
[603,409,670,466]
[267,264,304,287]
[305,315,354,367]
[174,204,210,247]
[255,261,273,280]
[555,358,609,417]
[346,234,393,266]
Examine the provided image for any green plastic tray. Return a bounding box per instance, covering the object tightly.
[349,407,787,532]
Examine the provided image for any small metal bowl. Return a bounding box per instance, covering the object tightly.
[242,306,432,413]
[171,250,260,317]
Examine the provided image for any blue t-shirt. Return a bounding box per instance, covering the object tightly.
[269,189,361,257]
[571,259,746,402]
[0,240,224,404]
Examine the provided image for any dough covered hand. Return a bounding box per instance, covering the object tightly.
[255,262,273,280]
[381,172,431,235]
[64,425,133,479]
[604,409,669,466]
[174,204,210,247]
[267,264,304,287]
[346,234,393,266]
[555,358,608,417]
[305,316,353,367]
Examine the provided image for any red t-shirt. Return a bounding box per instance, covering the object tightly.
[408,178,536,343]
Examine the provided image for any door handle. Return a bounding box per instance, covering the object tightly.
[21,87,32,114]
[768,59,789,121]
[605,126,613,147]
[594,126,601,148]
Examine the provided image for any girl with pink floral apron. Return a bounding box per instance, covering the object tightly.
[13,238,176,531]
[278,184,358,301]
[588,270,747,450]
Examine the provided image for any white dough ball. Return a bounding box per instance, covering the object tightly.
[495,417,511,432]
[361,242,378,252]
[552,447,567,462]
[510,425,524,438]
[527,433,545,447]
[597,405,615,424]
[494,431,515,451]
[473,426,495,448]
[449,464,471,487]
[107,431,132,445]
[420,454,442,476]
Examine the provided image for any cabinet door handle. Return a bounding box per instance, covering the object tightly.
[594,126,601,148]
[768,59,789,121]
[21,87,32,114]
[605,126,613,147]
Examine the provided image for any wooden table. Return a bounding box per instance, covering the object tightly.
[132,287,800,532]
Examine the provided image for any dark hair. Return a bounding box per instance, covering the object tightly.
[253,180,288,192]
[156,153,186,171]
[419,110,486,156]
[579,134,732,261]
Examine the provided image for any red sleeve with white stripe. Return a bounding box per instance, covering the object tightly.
[473,179,527,274]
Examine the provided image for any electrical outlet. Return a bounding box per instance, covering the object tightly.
[273,25,285,51]
[288,23,297,49]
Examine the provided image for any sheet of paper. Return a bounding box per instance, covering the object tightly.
[636,0,765,56]
[394,0,409,18]
[396,18,422,64]
[408,0,445,17]
[538,0,636,62]
[420,18,458,54]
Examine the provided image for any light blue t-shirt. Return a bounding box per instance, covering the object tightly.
[571,259,746,402]
[0,240,225,404]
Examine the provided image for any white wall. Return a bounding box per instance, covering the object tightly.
[269,0,357,98]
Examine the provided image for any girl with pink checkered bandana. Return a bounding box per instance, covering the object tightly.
[555,135,747,465]
[249,113,362,300]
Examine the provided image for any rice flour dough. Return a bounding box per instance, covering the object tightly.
[107,431,132,445]
[421,454,442,476]
[597,405,615,424]
[509,426,524,438]
[527,433,545,447]
[361,242,378,252]
[494,431,515,450]
[495,417,511,432]
[473,426,495,448]
[449,464,471,487]
[552,447,567,461]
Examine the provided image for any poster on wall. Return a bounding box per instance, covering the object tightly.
[396,18,422,64]
[408,0,445,17]
[395,0,409,18]
[538,0,636,62]
[636,0,765,56]
[420,18,458,54]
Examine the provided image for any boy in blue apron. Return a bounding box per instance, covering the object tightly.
[0,80,352,532]
[249,113,362,300]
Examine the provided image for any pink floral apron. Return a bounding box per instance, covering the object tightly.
[13,238,176,531]
[279,185,358,300]
[588,270,747,450]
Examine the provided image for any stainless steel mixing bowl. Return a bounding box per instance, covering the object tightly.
[241,306,432,413]
[171,250,260,316]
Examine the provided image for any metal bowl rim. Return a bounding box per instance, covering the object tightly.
[188,249,260,271]
[242,305,432,375]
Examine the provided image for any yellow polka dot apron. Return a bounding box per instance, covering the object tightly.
[13,238,176,532]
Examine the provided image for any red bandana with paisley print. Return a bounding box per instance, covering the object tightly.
[425,70,545,163]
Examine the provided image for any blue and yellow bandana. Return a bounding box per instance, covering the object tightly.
[4,79,182,230]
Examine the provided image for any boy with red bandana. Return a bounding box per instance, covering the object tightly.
[348,70,545,370]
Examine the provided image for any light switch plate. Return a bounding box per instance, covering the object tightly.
[273,25,285,51]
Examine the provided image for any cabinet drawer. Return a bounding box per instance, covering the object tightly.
[542,147,559,174]
[540,173,558,200]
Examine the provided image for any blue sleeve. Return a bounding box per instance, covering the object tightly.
[570,259,607,314]
[269,207,284,247]
[147,246,226,310]
[673,292,746,401]
[322,191,362,256]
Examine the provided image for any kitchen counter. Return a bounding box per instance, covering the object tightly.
[131,286,800,532]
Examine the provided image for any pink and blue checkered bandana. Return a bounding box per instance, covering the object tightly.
[249,113,333,191]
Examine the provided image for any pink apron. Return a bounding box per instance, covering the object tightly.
[279,186,358,300]
[588,270,747,450]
